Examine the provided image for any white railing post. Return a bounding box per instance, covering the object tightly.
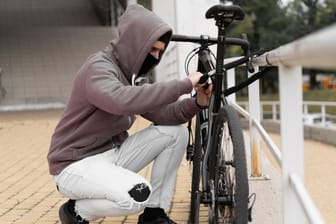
[272,102,277,120]
[303,103,308,115]
[279,64,306,223]
[321,104,326,126]
[248,67,262,177]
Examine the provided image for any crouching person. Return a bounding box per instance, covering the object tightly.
[47,4,211,224]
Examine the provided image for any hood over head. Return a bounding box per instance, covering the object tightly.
[110,4,172,82]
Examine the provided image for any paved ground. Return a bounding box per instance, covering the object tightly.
[0,110,335,224]
[0,110,194,224]
[1,1,335,223]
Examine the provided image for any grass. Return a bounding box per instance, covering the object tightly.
[303,89,336,102]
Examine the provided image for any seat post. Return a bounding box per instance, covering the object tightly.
[205,4,245,112]
[212,24,226,112]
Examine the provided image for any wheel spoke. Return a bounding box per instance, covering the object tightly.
[211,106,249,223]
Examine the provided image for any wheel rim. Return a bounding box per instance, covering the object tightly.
[217,121,236,223]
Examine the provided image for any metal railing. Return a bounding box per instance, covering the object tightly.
[226,23,336,224]
[230,102,282,166]
[237,100,336,126]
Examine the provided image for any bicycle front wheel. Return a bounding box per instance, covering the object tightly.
[189,115,202,224]
[209,105,249,224]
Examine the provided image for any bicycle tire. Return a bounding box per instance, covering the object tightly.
[209,105,249,224]
[189,115,202,224]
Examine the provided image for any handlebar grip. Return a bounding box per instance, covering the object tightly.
[198,74,210,89]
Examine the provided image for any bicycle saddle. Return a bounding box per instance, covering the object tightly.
[205,4,244,22]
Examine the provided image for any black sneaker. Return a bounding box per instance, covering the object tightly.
[137,213,177,224]
[59,200,89,224]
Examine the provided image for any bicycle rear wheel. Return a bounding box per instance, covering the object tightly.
[209,105,249,223]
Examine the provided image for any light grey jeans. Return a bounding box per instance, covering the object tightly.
[54,125,188,221]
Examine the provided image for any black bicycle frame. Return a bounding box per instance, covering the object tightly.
[213,24,226,112]
[172,32,252,199]
[196,47,216,198]
[201,22,231,196]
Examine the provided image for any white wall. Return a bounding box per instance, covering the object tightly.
[152,0,219,82]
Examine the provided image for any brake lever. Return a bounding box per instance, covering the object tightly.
[241,33,255,73]
[246,58,255,73]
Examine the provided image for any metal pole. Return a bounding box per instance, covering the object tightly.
[272,103,277,120]
[252,24,336,69]
[321,105,326,127]
[289,173,325,223]
[248,67,262,177]
[279,64,306,223]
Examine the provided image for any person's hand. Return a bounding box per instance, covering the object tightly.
[187,72,203,87]
[196,84,212,108]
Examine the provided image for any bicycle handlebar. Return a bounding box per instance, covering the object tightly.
[172,34,256,73]
[171,34,217,44]
[171,34,249,50]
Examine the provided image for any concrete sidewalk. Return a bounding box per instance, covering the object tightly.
[0,110,335,223]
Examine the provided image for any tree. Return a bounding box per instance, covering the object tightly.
[228,0,336,93]
[319,0,336,26]
[227,0,288,94]
[137,0,151,10]
[285,0,336,89]
[232,0,289,51]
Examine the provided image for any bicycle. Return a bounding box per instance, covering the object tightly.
[171,3,271,224]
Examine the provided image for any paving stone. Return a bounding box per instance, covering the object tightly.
[0,87,335,223]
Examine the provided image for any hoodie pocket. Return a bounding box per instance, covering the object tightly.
[72,137,98,149]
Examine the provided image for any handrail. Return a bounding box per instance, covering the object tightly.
[303,101,336,107]
[252,23,336,69]
[230,102,282,166]
[289,173,325,223]
[237,100,336,125]
[229,100,249,118]
[232,78,326,223]
[226,24,336,224]
[238,100,336,107]
[251,119,282,166]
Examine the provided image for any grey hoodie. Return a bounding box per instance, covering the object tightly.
[47,4,200,175]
